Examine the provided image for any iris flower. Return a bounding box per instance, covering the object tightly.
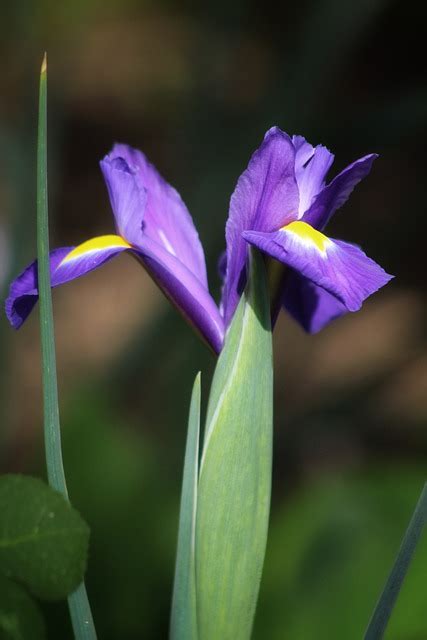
[5,127,392,352]
[220,127,393,333]
[6,146,225,353]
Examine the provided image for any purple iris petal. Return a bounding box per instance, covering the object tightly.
[218,126,391,334]
[5,235,224,352]
[5,242,128,329]
[302,153,378,230]
[6,126,390,347]
[222,127,299,326]
[105,144,208,288]
[243,225,393,314]
[296,145,334,217]
[135,235,224,353]
[6,143,225,352]
[101,146,223,350]
[292,135,315,174]
[217,250,227,281]
[100,156,147,246]
[282,271,348,333]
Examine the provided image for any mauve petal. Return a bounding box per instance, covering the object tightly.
[6,234,224,352]
[107,144,208,288]
[297,145,334,217]
[5,238,131,329]
[217,250,227,281]
[100,156,147,245]
[222,126,299,326]
[303,153,378,230]
[292,135,315,175]
[135,235,224,353]
[282,271,348,333]
[243,222,393,315]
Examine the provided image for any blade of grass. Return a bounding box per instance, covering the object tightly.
[37,53,97,640]
[170,373,201,640]
[364,483,427,640]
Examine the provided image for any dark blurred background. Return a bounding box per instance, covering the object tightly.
[1,1,426,638]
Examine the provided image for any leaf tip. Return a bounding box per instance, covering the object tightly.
[41,52,47,75]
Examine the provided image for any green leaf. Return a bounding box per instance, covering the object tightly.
[170,373,201,640]
[0,474,89,601]
[196,249,273,640]
[364,482,427,640]
[36,56,97,638]
[37,56,65,495]
[0,576,46,640]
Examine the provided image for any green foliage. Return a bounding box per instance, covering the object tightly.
[170,373,200,640]
[36,56,96,639]
[0,576,45,640]
[0,475,89,601]
[365,483,427,639]
[196,249,273,640]
[37,55,66,497]
[61,392,177,639]
[254,469,427,640]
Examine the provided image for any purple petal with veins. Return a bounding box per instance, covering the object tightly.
[107,144,208,288]
[282,271,349,333]
[302,153,378,230]
[221,127,299,326]
[243,223,393,318]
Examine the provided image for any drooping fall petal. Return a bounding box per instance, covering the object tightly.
[243,220,393,316]
[6,237,132,329]
[281,271,349,333]
[6,233,224,352]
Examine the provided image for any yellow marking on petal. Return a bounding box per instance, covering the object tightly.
[60,235,131,265]
[282,220,330,253]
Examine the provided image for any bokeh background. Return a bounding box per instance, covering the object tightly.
[1,1,426,638]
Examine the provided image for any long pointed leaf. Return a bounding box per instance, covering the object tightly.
[170,373,201,640]
[36,54,97,640]
[364,483,427,639]
[37,54,66,495]
[196,249,273,640]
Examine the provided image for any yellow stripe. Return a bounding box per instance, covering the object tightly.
[60,235,131,265]
[282,221,330,252]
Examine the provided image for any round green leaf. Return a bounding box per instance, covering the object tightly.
[0,576,45,640]
[0,475,89,601]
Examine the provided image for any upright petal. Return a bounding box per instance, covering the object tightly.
[292,135,315,176]
[222,127,299,326]
[296,145,334,217]
[243,220,393,316]
[5,236,132,329]
[302,154,378,230]
[100,156,147,246]
[282,271,348,333]
[103,144,208,288]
